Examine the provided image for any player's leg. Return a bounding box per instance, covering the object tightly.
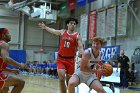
[57,69,67,93]
[96,72,115,93]
[101,82,115,93]
[56,57,67,93]
[90,80,106,93]
[66,74,71,86]
[4,76,25,93]
[0,87,9,93]
[68,75,80,93]
[120,71,123,87]
[66,58,75,86]
[109,83,115,93]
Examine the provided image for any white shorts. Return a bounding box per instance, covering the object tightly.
[74,70,98,87]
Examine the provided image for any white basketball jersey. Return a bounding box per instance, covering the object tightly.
[87,48,101,69]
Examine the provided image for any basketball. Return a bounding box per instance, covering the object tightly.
[101,63,113,77]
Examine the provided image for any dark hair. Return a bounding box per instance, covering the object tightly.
[65,17,78,25]
[0,28,9,38]
[0,28,5,32]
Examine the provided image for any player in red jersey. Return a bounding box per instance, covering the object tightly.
[0,28,29,93]
[38,17,83,93]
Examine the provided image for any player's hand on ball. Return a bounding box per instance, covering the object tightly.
[97,69,105,75]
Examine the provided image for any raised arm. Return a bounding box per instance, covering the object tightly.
[38,22,63,36]
[6,57,26,69]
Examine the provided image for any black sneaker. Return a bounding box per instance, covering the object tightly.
[109,83,115,93]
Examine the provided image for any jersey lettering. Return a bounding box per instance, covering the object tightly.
[64,41,70,48]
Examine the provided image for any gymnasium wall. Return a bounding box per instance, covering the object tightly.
[0,7,20,49]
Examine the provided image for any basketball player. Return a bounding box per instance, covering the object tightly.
[68,37,106,93]
[0,28,29,93]
[38,17,83,93]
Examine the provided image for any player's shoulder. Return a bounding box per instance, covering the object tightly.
[60,29,66,35]
[0,41,6,45]
[0,41,9,47]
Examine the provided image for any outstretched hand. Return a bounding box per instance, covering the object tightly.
[38,22,46,29]
[20,63,30,72]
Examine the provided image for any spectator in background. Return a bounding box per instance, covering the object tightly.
[0,28,29,93]
[117,49,130,88]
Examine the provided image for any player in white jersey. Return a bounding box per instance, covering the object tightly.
[68,37,106,93]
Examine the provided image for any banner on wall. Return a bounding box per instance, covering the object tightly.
[80,14,88,41]
[117,4,127,36]
[96,9,106,38]
[59,2,70,18]
[88,10,97,40]
[100,45,120,66]
[68,0,76,11]
[106,6,116,37]
[76,0,86,8]
[88,0,96,3]
[59,2,67,13]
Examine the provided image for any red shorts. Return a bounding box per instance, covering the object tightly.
[0,73,8,89]
[56,56,75,75]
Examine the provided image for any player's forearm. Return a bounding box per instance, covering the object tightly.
[44,26,55,33]
[78,47,83,55]
[77,36,83,55]
[6,57,22,68]
[3,67,13,72]
[44,26,60,35]
[77,44,83,58]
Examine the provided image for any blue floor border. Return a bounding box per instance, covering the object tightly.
[128,87,140,91]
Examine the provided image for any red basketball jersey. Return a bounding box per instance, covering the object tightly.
[58,31,79,57]
[0,58,7,71]
[0,58,8,89]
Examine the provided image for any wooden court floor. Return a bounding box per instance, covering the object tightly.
[8,74,140,93]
